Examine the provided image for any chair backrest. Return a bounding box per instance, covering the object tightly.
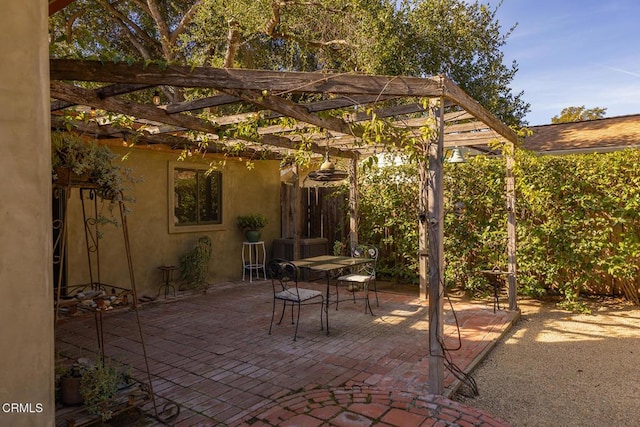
[266,259,299,293]
[352,244,378,276]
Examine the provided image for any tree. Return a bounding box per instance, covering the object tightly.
[551,106,607,123]
[405,0,529,125]
[49,0,529,125]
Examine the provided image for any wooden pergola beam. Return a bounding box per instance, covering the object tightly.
[51,83,154,111]
[50,116,280,159]
[50,60,518,152]
[51,81,220,135]
[51,81,357,159]
[49,0,76,15]
[442,78,518,144]
[50,59,446,97]
[165,94,241,114]
[166,93,395,115]
[222,89,356,137]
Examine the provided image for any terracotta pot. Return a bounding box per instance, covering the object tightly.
[60,376,82,406]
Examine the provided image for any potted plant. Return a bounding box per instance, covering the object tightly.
[179,235,213,291]
[57,362,87,406]
[237,214,268,242]
[51,130,139,218]
[79,358,126,422]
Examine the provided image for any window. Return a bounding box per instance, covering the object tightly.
[169,162,223,233]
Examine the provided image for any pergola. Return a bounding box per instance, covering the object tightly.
[49,59,519,394]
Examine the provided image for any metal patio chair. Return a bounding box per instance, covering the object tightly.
[267,259,324,341]
[335,244,379,315]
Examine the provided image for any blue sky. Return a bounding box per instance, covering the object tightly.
[487,0,640,125]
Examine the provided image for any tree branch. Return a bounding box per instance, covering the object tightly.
[96,0,159,59]
[224,19,241,68]
[170,0,205,45]
[263,1,350,50]
[145,0,172,58]
[264,1,282,36]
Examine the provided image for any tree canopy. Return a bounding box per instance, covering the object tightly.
[551,105,608,124]
[49,0,529,125]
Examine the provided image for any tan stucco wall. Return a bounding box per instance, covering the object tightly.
[0,3,54,426]
[64,145,281,296]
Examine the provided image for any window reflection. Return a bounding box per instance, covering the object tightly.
[174,168,221,226]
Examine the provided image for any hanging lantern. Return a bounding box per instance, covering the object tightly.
[152,90,161,106]
[307,153,347,182]
[447,147,466,164]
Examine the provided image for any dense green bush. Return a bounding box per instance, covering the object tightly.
[515,149,640,304]
[356,163,420,282]
[443,155,508,294]
[354,149,640,303]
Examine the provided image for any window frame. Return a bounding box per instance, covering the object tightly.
[168,161,226,234]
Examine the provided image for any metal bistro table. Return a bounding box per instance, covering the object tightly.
[292,255,373,335]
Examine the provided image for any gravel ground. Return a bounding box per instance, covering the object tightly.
[455,297,640,427]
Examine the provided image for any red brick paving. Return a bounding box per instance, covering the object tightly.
[55,280,517,426]
[238,386,510,426]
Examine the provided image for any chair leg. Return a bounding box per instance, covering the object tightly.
[277,300,287,325]
[290,302,295,324]
[293,302,301,341]
[364,281,374,316]
[373,279,379,307]
[335,281,340,310]
[269,298,276,335]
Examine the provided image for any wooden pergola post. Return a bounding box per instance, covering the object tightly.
[418,154,429,300]
[427,98,445,394]
[506,143,518,310]
[348,156,359,254]
[292,164,301,260]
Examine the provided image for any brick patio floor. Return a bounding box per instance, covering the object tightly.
[55,280,518,426]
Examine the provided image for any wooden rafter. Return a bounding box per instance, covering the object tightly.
[442,78,517,144]
[51,81,218,134]
[51,83,154,111]
[222,89,355,137]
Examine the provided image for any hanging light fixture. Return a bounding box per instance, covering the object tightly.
[307,152,348,182]
[152,90,161,106]
[320,155,335,172]
[447,147,466,164]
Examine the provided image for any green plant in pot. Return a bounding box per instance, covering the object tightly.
[237,214,268,242]
[179,235,213,291]
[57,362,88,406]
[79,359,125,422]
[51,130,139,218]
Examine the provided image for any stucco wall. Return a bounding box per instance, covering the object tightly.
[64,145,281,296]
[0,3,54,426]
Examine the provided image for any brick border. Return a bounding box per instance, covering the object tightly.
[235,385,511,426]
